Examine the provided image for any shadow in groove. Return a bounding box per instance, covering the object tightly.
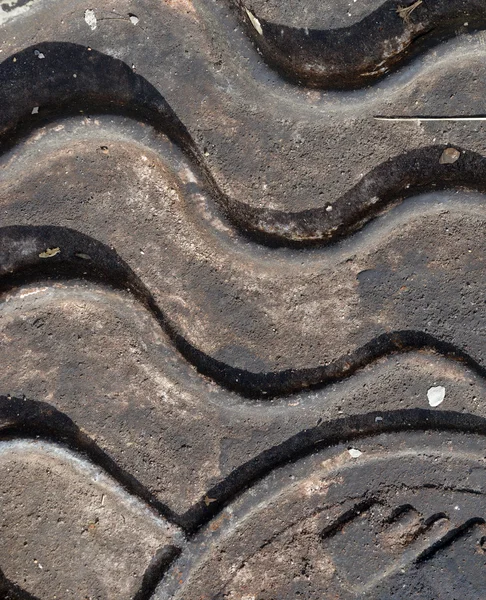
[0,566,40,600]
[2,225,486,399]
[0,394,182,528]
[4,44,486,245]
[234,0,486,89]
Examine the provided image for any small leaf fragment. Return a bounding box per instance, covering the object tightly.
[75,253,92,260]
[397,0,422,22]
[39,247,60,258]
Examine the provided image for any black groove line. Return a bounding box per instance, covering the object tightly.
[3,400,486,536]
[320,498,380,541]
[2,407,485,596]
[0,566,40,600]
[3,44,486,247]
[0,398,184,599]
[181,409,486,533]
[0,395,184,529]
[132,545,181,600]
[415,517,486,563]
[2,225,486,400]
[232,0,486,89]
[1,33,484,600]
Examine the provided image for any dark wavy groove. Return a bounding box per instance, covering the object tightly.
[0,394,184,529]
[2,225,486,401]
[0,397,185,597]
[3,398,486,537]
[3,44,486,247]
[132,545,181,600]
[237,144,486,245]
[181,409,486,533]
[0,566,40,600]
[232,0,486,89]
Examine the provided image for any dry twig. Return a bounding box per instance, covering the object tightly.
[397,0,423,22]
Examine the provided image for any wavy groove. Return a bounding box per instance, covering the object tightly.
[0,393,183,529]
[0,566,39,600]
[2,225,486,400]
[181,409,486,532]
[4,399,486,536]
[3,44,486,246]
[237,145,486,245]
[232,0,486,89]
[0,404,185,597]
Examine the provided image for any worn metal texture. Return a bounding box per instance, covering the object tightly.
[1,0,486,597]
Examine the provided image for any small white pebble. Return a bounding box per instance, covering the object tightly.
[348,448,362,458]
[427,386,445,407]
[84,8,97,30]
[375,416,383,422]
[326,205,333,212]
[129,14,139,25]
[31,106,39,114]
[34,50,45,59]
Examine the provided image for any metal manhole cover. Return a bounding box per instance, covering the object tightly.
[2,0,486,598]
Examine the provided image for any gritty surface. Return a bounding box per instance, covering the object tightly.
[1,0,486,597]
[0,440,182,599]
[157,430,486,599]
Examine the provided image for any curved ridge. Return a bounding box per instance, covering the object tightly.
[0,393,183,528]
[3,44,486,247]
[183,408,486,531]
[2,225,486,400]
[233,0,486,89]
[5,400,486,535]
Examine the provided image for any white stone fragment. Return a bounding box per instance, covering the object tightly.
[84,8,97,30]
[348,448,362,458]
[427,386,445,407]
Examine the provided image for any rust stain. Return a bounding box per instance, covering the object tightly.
[209,512,230,532]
